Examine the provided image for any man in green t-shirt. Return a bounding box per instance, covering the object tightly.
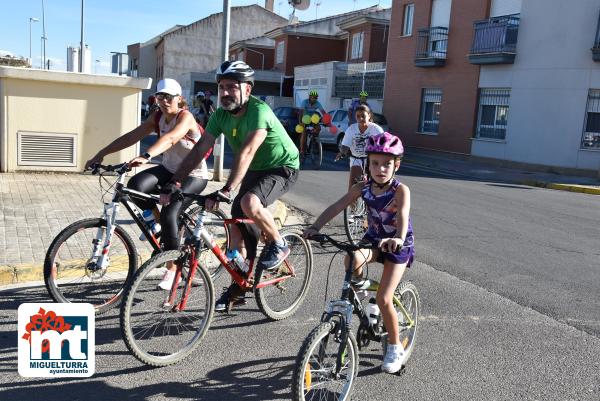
[168,61,300,311]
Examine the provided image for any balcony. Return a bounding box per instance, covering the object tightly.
[468,14,520,65]
[593,11,600,61]
[414,27,448,68]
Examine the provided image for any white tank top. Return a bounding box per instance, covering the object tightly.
[159,110,208,179]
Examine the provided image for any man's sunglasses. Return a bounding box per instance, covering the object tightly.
[156,93,177,102]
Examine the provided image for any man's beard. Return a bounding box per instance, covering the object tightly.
[220,95,241,111]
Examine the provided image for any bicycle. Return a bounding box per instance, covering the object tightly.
[43,163,229,314]
[302,123,323,170]
[291,234,420,401]
[338,153,368,245]
[120,191,314,366]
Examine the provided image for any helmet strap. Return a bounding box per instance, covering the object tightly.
[226,81,247,114]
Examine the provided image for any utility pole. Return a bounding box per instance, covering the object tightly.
[80,0,84,72]
[41,0,47,69]
[213,0,231,182]
[29,17,39,67]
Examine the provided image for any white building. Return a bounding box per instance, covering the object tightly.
[127,5,286,102]
[471,0,600,172]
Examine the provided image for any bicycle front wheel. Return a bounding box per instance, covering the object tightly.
[343,197,367,245]
[292,321,359,401]
[44,218,138,314]
[255,229,313,321]
[120,250,214,367]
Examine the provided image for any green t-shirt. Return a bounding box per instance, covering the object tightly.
[206,96,300,171]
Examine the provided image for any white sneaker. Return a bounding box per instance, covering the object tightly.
[157,270,180,290]
[381,344,407,374]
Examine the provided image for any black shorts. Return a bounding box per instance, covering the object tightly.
[231,166,298,218]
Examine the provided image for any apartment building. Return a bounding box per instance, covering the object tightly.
[385,0,600,172]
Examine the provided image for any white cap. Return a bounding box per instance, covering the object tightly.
[196,91,205,97]
[155,78,181,96]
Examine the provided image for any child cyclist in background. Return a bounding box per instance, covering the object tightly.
[336,104,383,190]
[304,131,415,374]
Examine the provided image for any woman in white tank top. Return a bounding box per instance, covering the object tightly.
[85,78,210,290]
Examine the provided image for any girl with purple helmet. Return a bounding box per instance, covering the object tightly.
[304,131,414,374]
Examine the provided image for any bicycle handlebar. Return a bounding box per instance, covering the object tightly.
[307,233,362,254]
[89,163,131,175]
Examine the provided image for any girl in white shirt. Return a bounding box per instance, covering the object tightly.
[337,104,384,190]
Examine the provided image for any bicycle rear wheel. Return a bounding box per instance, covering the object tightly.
[120,250,214,367]
[179,206,229,279]
[292,321,359,401]
[343,197,367,245]
[44,218,137,314]
[255,229,313,321]
[383,281,420,363]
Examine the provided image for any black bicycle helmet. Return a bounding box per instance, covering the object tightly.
[216,60,255,85]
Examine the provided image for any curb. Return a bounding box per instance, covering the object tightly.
[519,180,600,195]
[0,200,288,287]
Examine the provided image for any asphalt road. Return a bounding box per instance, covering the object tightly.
[1,148,599,400]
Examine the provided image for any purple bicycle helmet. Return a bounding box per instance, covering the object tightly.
[365,132,404,156]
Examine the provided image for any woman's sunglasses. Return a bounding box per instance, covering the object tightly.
[156,93,176,102]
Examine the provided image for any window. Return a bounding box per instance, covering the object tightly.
[403,4,414,36]
[276,41,284,64]
[333,110,347,122]
[582,89,600,149]
[419,88,442,133]
[351,32,364,59]
[476,88,510,140]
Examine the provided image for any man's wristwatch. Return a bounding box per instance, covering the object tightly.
[141,152,152,161]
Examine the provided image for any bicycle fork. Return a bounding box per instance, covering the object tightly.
[91,202,120,271]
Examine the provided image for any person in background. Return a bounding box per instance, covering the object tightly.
[347,90,370,125]
[299,90,326,159]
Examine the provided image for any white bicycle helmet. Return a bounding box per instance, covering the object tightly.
[216,61,255,85]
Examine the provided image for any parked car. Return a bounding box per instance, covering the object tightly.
[273,106,301,147]
[323,109,390,148]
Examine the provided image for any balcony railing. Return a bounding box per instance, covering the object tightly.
[593,11,600,61]
[468,14,520,64]
[414,26,448,67]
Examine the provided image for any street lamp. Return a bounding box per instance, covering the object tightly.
[95,59,100,74]
[29,17,39,66]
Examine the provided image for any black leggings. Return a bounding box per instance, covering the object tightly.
[127,164,208,250]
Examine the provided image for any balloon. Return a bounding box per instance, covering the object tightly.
[301,115,311,125]
[322,113,332,125]
[329,125,338,135]
[311,114,320,124]
[295,124,304,134]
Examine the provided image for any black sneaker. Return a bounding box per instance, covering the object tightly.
[214,284,247,312]
[258,240,290,272]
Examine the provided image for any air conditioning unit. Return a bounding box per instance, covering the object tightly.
[17,131,78,167]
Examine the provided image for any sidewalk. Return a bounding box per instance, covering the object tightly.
[403,149,600,195]
[0,168,289,286]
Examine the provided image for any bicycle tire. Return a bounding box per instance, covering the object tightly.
[343,197,367,245]
[291,321,359,401]
[44,218,138,314]
[311,136,323,170]
[179,206,230,279]
[382,281,420,364]
[255,229,313,321]
[120,250,215,367]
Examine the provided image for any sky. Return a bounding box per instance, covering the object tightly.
[1,0,392,74]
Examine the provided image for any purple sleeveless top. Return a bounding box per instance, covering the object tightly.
[361,178,414,246]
